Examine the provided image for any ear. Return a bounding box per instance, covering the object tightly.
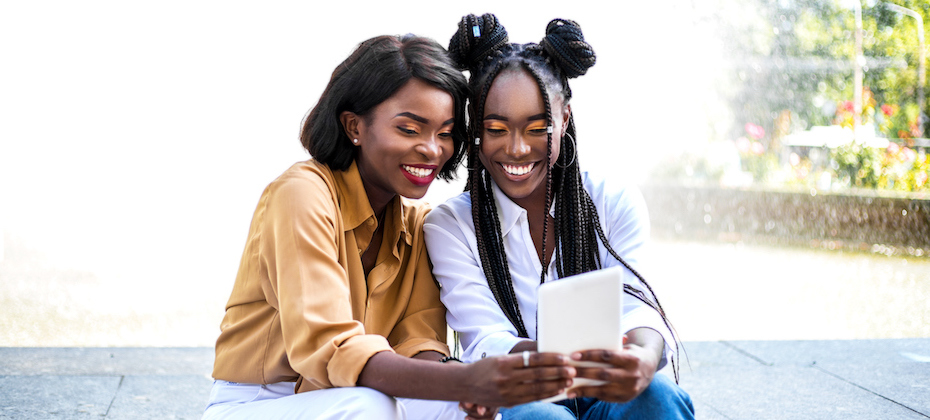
[561,104,572,133]
[340,111,362,143]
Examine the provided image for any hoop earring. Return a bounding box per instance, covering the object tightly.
[555,132,577,168]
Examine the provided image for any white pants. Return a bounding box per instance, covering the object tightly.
[202,380,467,420]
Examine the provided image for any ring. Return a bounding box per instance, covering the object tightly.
[522,351,530,368]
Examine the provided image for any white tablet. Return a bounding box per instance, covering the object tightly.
[537,266,625,400]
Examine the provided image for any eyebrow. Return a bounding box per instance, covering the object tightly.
[483,113,548,122]
[394,112,455,126]
[395,112,429,124]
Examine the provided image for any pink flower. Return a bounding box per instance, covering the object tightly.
[745,123,766,140]
[841,101,855,112]
[789,152,801,166]
[881,104,895,117]
[751,141,765,156]
[904,147,917,162]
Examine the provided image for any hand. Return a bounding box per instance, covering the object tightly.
[568,331,662,403]
[462,352,575,408]
[459,402,498,420]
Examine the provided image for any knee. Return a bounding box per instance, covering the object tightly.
[330,388,404,419]
[308,386,407,420]
[637,374,694,416]
[501,401,573,420]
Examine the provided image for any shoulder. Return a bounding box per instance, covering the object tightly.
[426,191,471,224]
[424,191,472,227]
[423,191,475,247]
[262,160,339,216]
[580,169,646,213]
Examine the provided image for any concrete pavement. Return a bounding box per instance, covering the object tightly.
[1,339,927,419]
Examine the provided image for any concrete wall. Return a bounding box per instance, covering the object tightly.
[642,184,930,257]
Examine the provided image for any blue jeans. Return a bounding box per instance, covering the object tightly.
[500,375,694,420]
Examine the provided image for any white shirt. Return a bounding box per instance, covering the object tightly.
[424,171,673,367]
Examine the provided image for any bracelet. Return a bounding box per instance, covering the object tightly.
[439,356,462,363]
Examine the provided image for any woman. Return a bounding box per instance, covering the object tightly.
[204,34,575,420]
[424,15,695,419]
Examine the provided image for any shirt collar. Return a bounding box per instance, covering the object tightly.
[490,179,557,238]
[332,160,411,245]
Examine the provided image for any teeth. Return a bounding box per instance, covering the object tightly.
[502,162,535,176]
[403,165,434,178]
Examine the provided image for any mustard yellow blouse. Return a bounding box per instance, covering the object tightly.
[212,159,448,393]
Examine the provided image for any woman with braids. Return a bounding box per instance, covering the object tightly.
[424,15,695,419]
[204,33,576,420]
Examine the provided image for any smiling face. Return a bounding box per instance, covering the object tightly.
[479,68,569,210]
[346,78,455,208]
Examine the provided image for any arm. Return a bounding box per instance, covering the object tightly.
[357,349,575,407]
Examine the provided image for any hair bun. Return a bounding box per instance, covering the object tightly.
[448,13,509,71]
[540,18,596,78]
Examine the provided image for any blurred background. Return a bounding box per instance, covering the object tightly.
[1,0,928,347]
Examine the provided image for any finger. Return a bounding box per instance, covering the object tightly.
[508,365,576,384]
[507,375,573,402]
[517,352,570,368]
[575,366,641,385]
[572,349,635,368]
[471,405,497,420]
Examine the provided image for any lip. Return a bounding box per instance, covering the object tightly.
[400,164,438,187]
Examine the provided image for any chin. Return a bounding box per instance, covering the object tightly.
[399,186,430,200]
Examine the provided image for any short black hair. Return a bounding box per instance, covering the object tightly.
[300,34,468,180]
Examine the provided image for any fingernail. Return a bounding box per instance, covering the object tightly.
[567,392,576,399]
[571,352,581,360]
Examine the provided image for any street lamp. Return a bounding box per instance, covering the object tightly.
[883,2,926,137]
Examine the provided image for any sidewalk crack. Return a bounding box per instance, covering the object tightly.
[719,341,773,366]
[103,375,125,417]
[701,400,736,420]
[812,364,930,418]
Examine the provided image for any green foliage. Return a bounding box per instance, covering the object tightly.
[703,0,930,141]
[832,141,883,187]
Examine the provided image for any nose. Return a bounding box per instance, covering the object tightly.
[505,133,531,158]
[417,134,446,162]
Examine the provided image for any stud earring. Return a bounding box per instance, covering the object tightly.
[353,138,359,145]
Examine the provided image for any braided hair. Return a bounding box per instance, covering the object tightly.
[448,14,680,381]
